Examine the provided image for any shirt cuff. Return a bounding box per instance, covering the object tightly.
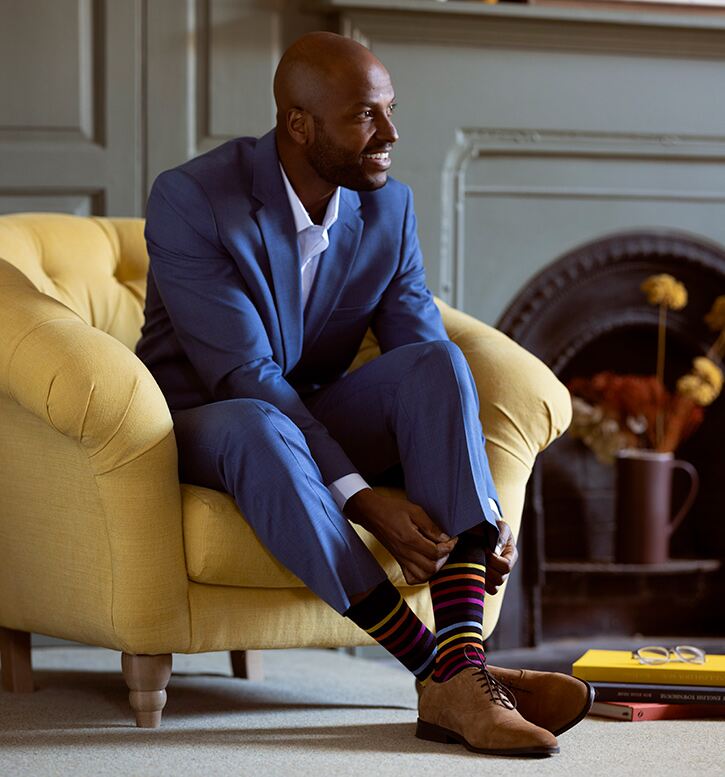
[329,473,372,510]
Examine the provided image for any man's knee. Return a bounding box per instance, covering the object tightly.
[223,398,303,448]
[395,340,479,417]
[178,398,300,453]
[409,339,469,378]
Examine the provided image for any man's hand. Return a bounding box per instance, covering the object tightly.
[484,519,518,596]
[344,489,457,585]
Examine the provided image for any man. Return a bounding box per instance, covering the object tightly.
[137,32,592,756]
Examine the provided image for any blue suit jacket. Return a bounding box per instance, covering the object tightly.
[136,129,448,486]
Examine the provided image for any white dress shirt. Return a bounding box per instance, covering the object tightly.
[279,164,371,510]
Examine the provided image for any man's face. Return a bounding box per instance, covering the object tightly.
[304,64,399,191]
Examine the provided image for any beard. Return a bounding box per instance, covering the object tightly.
[305,116,387,191]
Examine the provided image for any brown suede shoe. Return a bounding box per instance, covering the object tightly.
[417,665,559,757]
[416,665,594,737]
[485,665,594,736]
[415,666,594,737]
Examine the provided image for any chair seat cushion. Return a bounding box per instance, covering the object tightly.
[181,483,409,588]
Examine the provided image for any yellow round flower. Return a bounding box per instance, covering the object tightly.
[704,296,725,331]
[692,356,723,392]
[677,375,718,406]
[641,274,687,310]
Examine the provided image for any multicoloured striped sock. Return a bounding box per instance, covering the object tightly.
[429,532,487,683]
[344,579,437,681]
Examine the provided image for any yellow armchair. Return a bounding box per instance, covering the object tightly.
[0,213,571,727]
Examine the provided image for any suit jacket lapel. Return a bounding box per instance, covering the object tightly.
[251,131,303,373]
[303,188,363,349]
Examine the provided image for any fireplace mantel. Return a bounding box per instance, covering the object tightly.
[316,0,725,32]
[314,0,725,54]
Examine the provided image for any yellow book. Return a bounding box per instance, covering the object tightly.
[572,650,725,687]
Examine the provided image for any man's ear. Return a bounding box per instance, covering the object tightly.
[286,108,313,146]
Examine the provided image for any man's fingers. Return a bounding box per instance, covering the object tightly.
[486,567,506,587]
[484,553,511,596]
[492,519,519,567]
[435,539,457,559]
[404,548,445,579]
[485,564,511,594]
[402,561,432,585]
[409,507,451,543]
[432,552,453,574]
[486,518,518,579]
[403,529,442,560]
[400,521,454,561]
[485,549,515,594]
[486,551,512,576]
[485,580,504,596]
[496,541,519,571]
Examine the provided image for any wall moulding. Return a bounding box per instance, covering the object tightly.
[331,5,725,60]
[0,129,99,145]
[191,0,282,154]
[0,188,105,216]
[0,0,104,147]
[193,0,221,152]
[440,128,725,309]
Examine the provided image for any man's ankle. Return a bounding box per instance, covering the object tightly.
[348,584,378,607]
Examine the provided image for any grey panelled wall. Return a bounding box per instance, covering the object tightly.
[2,0,725,327]
[0,0,140,215]
[144,0,316,191]
[326,0,725,326]
[0,0,327,217]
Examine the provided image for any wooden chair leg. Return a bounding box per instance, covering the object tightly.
[230,649,264,681]
[0,627,34,693]
[121,652,172,728]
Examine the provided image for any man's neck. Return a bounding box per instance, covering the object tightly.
[276,136,336,225]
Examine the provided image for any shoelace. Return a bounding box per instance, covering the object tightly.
[464,645,517,710]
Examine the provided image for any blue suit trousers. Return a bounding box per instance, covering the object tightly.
[172,340,501,614]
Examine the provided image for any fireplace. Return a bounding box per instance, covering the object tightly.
[496,230,725,644]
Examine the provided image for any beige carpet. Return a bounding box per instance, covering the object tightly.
[1,646,724,777]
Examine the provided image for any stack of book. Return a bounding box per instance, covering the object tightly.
[572,649,725,721]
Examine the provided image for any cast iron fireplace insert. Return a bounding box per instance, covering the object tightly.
[494,230,725,646]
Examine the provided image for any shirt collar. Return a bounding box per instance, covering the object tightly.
[279,163,340,235]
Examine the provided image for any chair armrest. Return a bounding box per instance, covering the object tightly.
[435,298,571,639]
[436,298,572,467]
[0,259,189,652]
[349,296,571,463]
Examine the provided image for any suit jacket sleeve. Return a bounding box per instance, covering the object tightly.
[370,185,448,352]
[144,169,358,485]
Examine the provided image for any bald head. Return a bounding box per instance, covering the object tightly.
[273,31,399,200]
[274,32,386,120]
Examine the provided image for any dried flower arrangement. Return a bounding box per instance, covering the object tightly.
[568,275,725,464]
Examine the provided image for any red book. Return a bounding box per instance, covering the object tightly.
[590,701,725,721]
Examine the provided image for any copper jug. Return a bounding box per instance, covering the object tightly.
[615,449,699,564]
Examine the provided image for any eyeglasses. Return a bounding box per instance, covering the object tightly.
[631,645,706,665]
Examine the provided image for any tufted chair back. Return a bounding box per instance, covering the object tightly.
[0,213,148,350]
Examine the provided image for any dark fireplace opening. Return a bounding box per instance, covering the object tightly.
[545,322,725,565]
[495,230,725,644]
